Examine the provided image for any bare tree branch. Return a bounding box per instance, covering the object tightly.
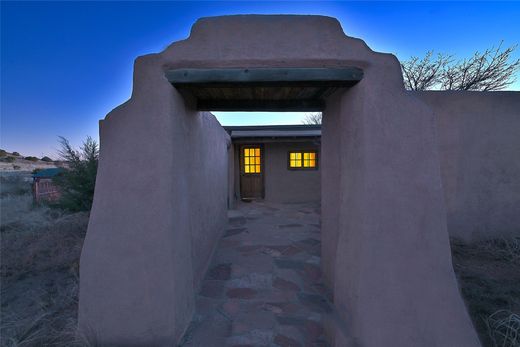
[401,42,520,91]
[302,112,322,125]
[401,51,453,90]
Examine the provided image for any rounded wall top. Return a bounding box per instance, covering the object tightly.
[160,14,380,68]
[189,14,345,40]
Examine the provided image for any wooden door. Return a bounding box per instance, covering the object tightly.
[239,145,264,199]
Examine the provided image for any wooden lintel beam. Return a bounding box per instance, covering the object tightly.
[166,67,363,86]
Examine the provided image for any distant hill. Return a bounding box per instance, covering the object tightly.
[0,149,63,172]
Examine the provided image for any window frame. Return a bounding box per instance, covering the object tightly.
[287,149,319,171]
[241,145,263,175]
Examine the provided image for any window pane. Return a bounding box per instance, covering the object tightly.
[255,157,260,165]
[245,157,249,165]
[288,151,317,169]
[255,148,260,157]
[256,165,261,173]
[245,165,250,173]
[244,148,249,156]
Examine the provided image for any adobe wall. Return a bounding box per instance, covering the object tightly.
[80,15,481,346]
[78,48,229,343]
[186,113,230,287]
[264,141,321,203]
[324,75,480,347]
[418,91,520,241]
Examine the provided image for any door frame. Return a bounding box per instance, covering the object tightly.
[239,144,265,199]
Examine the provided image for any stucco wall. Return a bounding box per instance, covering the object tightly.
[81,15,480,346]
[264,141,321,203]
[79,51,229,344]
[186,112,230,287]
[417,91,520,241]
[229,140,320,204]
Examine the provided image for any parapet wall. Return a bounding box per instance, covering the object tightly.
[417,91,520,241]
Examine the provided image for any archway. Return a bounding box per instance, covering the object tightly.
[79,15,480,346]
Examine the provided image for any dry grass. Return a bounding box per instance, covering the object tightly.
[1,172,90,346]
[451,236,520,347]
[486,310,520,347]
[2,172,519,346]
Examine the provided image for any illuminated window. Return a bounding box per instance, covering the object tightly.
[288,150,318,169]
[289,152,302,168]
[243,147,261,174]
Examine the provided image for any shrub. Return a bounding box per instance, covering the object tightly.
[0,173,32,197]
[41,156,53,162]
[0,156,15,163]
[12,165,21,170]
[12,151,21,156]
[0,184,90,346]
[24,156,39,162]
[53,136,98,212]
[486,310,520,347]
[0,149,7,157]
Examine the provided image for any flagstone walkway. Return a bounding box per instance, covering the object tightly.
[180,201,332,347]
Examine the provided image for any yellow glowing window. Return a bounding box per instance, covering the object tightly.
[243,147,261,174]
[289,151,318,169]
[289,152,302,168]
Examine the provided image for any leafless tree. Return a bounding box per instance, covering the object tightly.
[401,51,453,90]
[401,42,520,91]
[302,112,322,125]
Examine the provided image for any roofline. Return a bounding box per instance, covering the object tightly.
[223,124,321,133]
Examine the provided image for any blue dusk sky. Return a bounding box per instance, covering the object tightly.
[1,1,519,158]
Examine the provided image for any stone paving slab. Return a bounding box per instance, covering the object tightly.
[180,201,331,347]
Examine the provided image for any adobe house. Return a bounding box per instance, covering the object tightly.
[225,125,321,203]
[79,15,520,346]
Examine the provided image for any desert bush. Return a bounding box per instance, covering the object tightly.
[1,210,88,281]
[0,149,7,157]
[12,165,21,170]
[1,272,91,347]
[41,156,53,162]
[0,178,90,346]
[451,236,520,347]
[0,173,32,197]
[12,151,20,156]
[486,310,520,347]
[24,156,39,162]
[0,170,91,346]
[453,236,520,264]
[53,136,98,212]
[481,237,520,263]
[0,156,16,163]
[0,210,89,345]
